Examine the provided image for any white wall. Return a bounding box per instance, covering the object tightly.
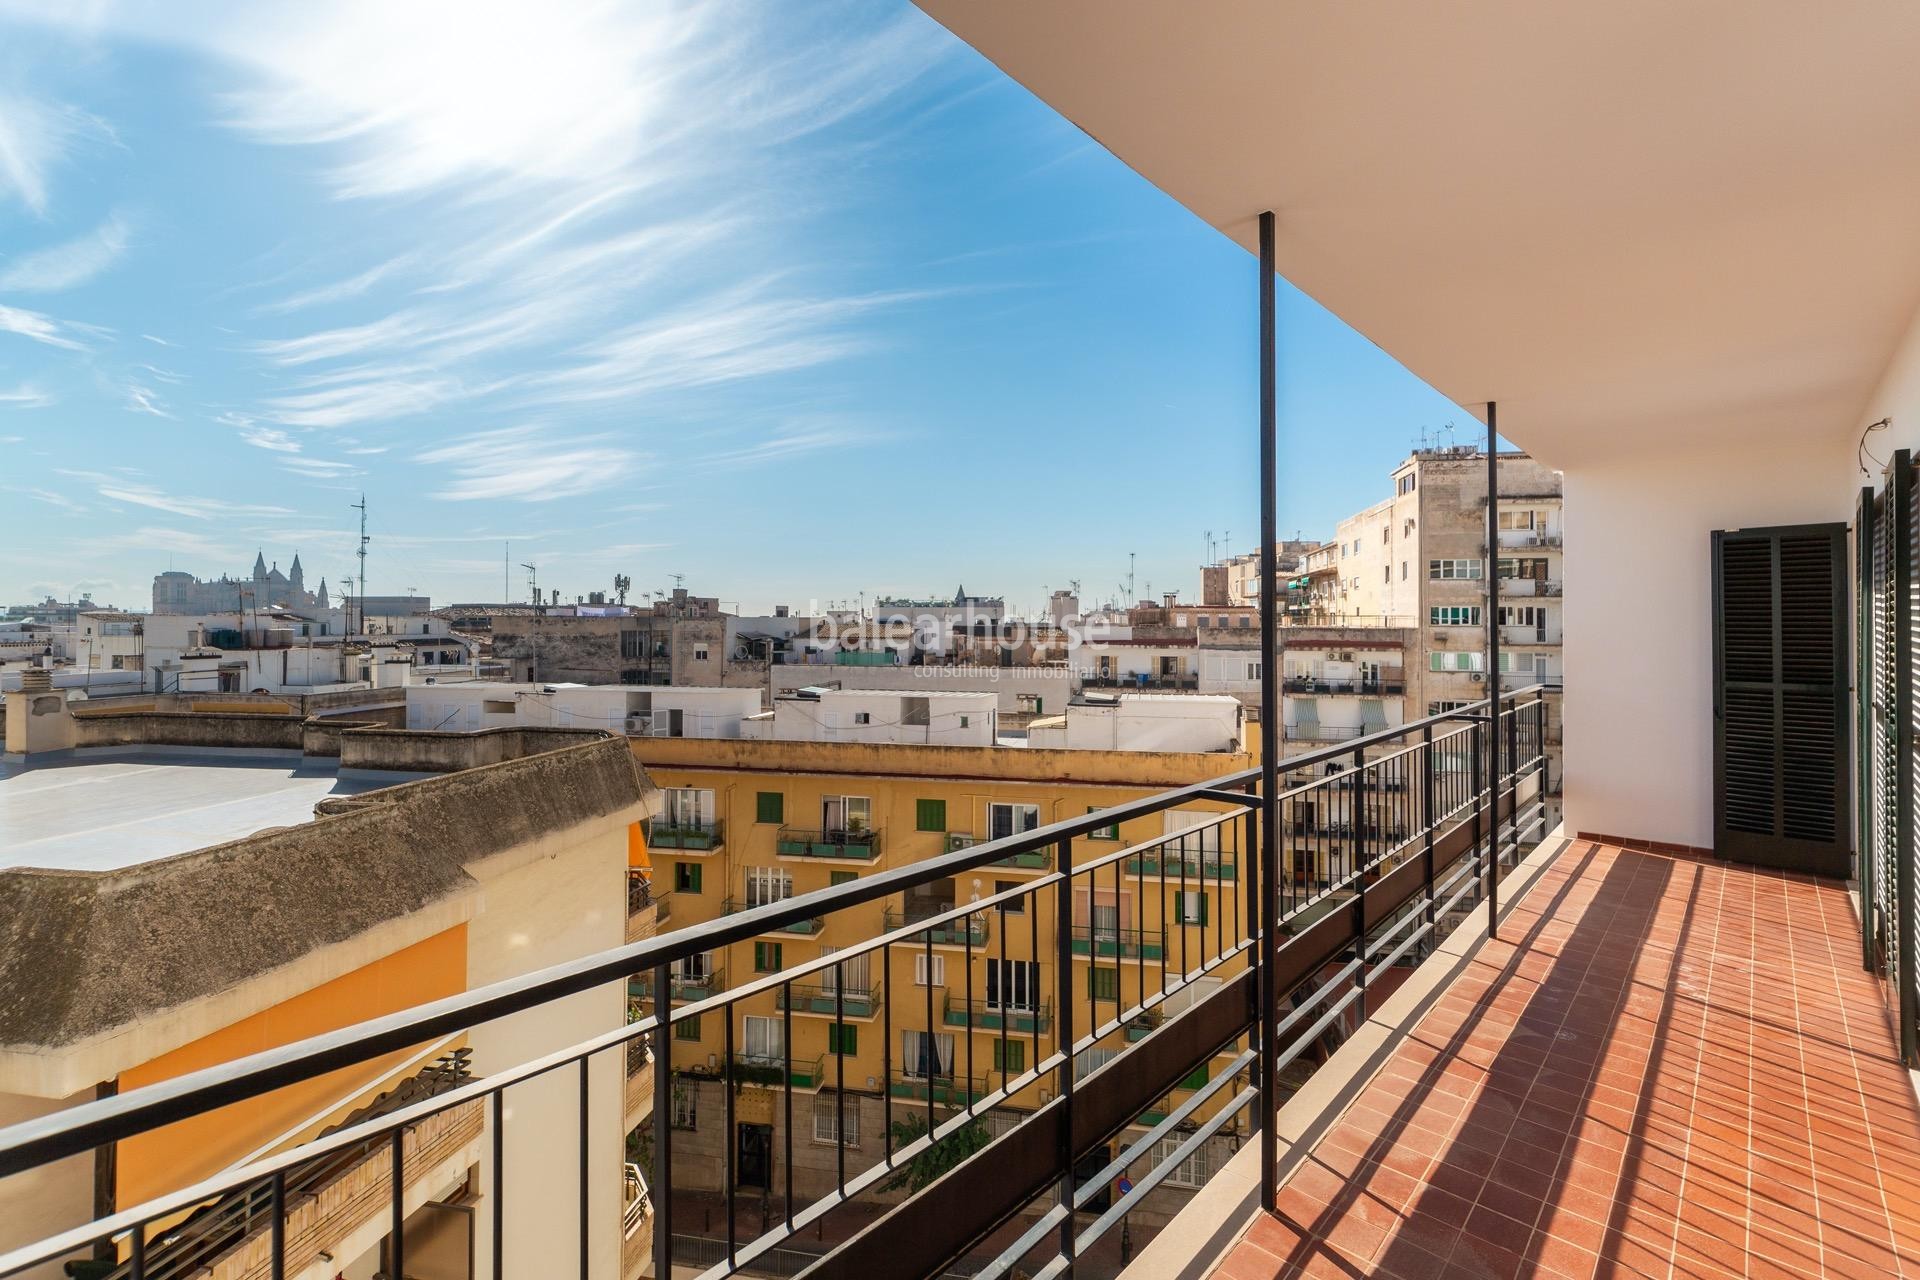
[0,1092,90,1280]
[770,664,1075,715]
[1559,433,1851,848]
[465,820,629,1280]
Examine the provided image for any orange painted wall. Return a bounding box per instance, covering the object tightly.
[116,926,467,1209]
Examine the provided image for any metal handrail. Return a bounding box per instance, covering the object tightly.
[0,688,1552,1274]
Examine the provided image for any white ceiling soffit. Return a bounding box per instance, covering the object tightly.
[918,0,1920,467]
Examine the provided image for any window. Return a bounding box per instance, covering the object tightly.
[986,960,1041,1012]
[914,952,946,986]
[744,1014,784,1061]
[754,941,783,973]
[1174,891,1208,926]
[1428,700,1474,716]
[1430,651,1487,672]
[1197,615,1210,628]
[662,787,715,829]
[1383,566,1390,583]
[671,952,713,982]
[756,791,784,824]
[744,867,792,907]
[1428,559,1484,580]
[902,1030,955,1080]
[993,1039,1026,1074]
[1245,661,1261,680]
[1166,811,1223,862]
[1401,562,1409,580]
[822,795,872,833]
[693,645,709,661]
[1075,1046,1120,1082]
[813,1096,859,1147]
[1381,527,1390,545]
[1087,806,1121,840]
[1088,966,1119,1002]
[959,715,970,728]
[1498,509,1537,530]
[671,1090,698,1130]
[828,1024,858,1056]
[853,711,872,725]
[620,630,646,659]
[1499,606,1545,627]
[989,802,1041,841]
[675,862,702,894]
[675,1014,702,1041]
[830,870,858,887]
[1236,615,1251,628]
[1397,473,1416,495]
[916,799,946,832]
[994,879,1025,910]
[1149,1134,1223,1189]
[1174,613,1188,626]
[1430,606,1482,626]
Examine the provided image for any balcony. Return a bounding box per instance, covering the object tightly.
[989,847,1052,871]
[775,826,882,860]
[1282,676,1406,695]
[943,995,1052,1035]
[633,965,725,1004]
[1284,722,1365,742]
[648,819,724,852]
[1069,923,1164,959]
[1083,674,1200,691]
[889,1072,991,1106]
[776,981,881,1020]
[1497,576,1564,598]
[887,907,990,947]
[0,693,1573,1280]
[723,897,823,935]
[625,1039,654,1133]
[1200,837,1920,1280]
[1123,850,1237,881]
[728,1052,826,1092]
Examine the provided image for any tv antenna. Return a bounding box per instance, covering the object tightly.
[350,493,369,636]
[522,563,539,611]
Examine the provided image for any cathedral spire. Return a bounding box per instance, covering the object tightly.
[252,550,268,579]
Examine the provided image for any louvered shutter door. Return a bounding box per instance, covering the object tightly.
[1713,524,1849,876]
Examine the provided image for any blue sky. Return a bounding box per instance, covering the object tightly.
[0,0,1470,615]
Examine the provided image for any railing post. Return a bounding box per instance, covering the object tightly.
[1421,724,1436,937]
[1471,721,1489,936]
[1256,208,1281,1219]
[1055,833,1077,1274]
[1485,403,1501,935]
[652,962,672,1280]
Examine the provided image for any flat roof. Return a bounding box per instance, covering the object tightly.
[0,753,415,873]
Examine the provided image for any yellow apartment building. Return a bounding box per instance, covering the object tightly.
[626,734,1263,1215]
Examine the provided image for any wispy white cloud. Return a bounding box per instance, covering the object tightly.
[238,424,301,453]
[0,92,108,215]
[0,301,94,350]
[278,455,362,478]
[128,525,239,560]
[123,384,173,418]
[416,425,640,502]
[0,210,133,291]
[140,333,175,346]
[687,421,885,471]
[61,470,291,520]
[0,384,53,409]
[256,252,415,314]
[6,485,85,511]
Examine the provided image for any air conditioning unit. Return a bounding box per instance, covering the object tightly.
[1334,651,1354,663]
[1469,673,1485,682]
[947,834,977,853]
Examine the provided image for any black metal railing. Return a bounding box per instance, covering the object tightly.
[1282,677,1406,695]
[0,690,1552,1280]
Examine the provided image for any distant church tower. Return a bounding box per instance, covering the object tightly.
[289,552,305,596]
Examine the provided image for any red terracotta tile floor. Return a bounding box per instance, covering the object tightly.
[1211,839,1920,1279]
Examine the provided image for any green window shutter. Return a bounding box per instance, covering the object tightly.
[994,1039,1025,1073]
[1088,806,1120,840]
[756,791,784,824]
[675,1014,702,1041]
[1176,893,1208,926]
[829,1024,858,1056]
[677,863,702,894]
[915,798,946,832]
[830,870,858,886]
[1178,1063,1210,1091]
[755,942,782,973]
[1088,967,1118,1001]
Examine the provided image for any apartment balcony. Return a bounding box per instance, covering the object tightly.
[1123,850,1238,881]
[620,1164,653,1280]
[728,1052,826,1092]
[776,981,881,1020]
[1498,577,1564,598]
[1284,722,1366,742]
[1495,530,1564,550]
[889,1072,991,1106]
[624,1039,654,1133]
[1200,837,1920,1280]
[944,995,1052,1035]
[989,846,1053,871]
[1282,676,1406,696]
[723,897,823,936]
[1069,923,1164,959]
[887,907,990,948]
[632,965,725,1004]
[626,874,664,943]
[1084,674,1201,691]
[775,826,882,861]
[648,819,724,853]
